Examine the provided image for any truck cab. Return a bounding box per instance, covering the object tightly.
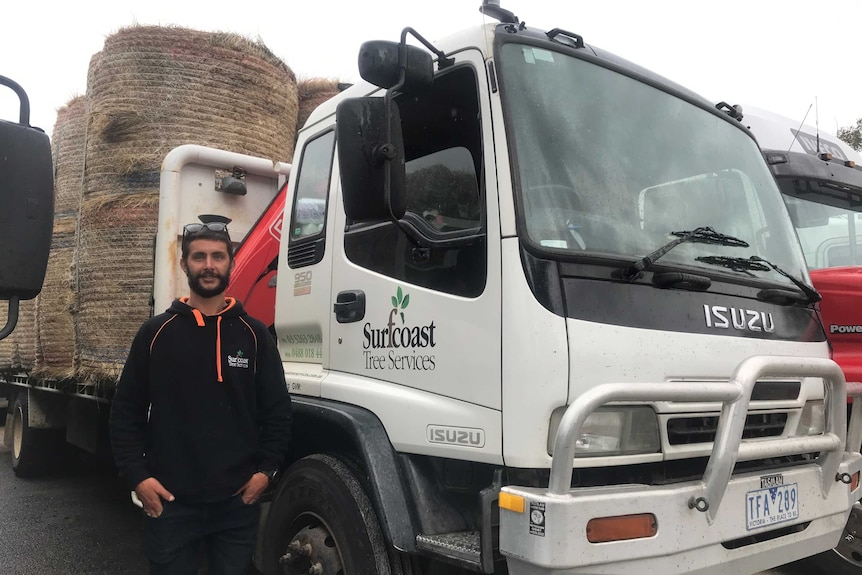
[158,7,862,575]
[271,15,861,571]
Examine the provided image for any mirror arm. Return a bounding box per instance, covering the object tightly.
[0,297,20,341]
[0,75,32,126]
[400,27,454,69]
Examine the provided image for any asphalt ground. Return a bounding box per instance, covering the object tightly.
[0,417,149,574]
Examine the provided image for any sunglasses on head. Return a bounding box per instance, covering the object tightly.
[182,222,229,237]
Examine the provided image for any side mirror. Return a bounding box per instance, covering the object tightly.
[335,97,406,224]
[358,41,433,93]
[0,76,55,338]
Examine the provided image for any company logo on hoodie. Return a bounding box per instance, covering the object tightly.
[228,349,250,369]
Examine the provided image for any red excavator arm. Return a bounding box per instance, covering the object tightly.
[227,183,287,329]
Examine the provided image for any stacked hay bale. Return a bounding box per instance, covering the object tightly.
[295,77,343,136]
[0,299,37,371]
[71,25,298,382]
[33,96,87,379]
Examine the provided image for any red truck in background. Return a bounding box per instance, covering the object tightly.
[816,269,862,387]
[740,104,862,574]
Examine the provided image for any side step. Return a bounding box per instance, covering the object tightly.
[416,531,482,571]
[415,471,503,573]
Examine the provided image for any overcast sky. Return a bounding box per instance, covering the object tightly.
[3,0,860,141]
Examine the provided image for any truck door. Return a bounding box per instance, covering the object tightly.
[328,50,503,412]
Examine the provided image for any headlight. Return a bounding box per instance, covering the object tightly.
[547,406,660,457]
[798,400,825,436]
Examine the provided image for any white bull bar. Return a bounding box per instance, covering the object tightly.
[499,355,862,575]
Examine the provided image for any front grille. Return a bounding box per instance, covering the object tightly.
[667,412,788,445]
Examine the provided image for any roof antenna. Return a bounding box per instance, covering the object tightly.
[787,103,812,153]
[815,96,820,154]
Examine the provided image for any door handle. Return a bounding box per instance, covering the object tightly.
[334,290,366,323]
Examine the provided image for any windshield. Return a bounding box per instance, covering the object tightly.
[496,42,808,288]
[783,194,862,270]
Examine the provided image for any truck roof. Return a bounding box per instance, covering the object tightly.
[740,104,862,164]
[300,21,739,136]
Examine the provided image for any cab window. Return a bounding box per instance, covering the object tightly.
[287,130,335,268]
[343,65,486,297]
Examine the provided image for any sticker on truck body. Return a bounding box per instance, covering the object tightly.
[362,287,438,372]
[280,332,322,360]
[529,501,546,537]
[294,270,312,296]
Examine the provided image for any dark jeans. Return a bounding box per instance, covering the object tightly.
[143,495,260,575]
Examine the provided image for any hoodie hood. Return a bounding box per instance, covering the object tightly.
[169,297,246,322]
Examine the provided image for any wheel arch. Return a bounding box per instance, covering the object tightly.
[282,397,420,552]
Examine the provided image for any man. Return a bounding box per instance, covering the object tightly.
[110,221,292,575]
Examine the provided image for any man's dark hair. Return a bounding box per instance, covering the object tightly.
[181,228,234,262]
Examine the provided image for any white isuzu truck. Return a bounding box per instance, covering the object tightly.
[4,2,862,574]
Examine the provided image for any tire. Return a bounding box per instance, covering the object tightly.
[262,453,394,575]
[797,502,862,574]
[9,392,61,477]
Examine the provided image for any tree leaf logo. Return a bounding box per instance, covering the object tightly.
[392,286,410,324]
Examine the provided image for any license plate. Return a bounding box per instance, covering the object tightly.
[746,481,799,530]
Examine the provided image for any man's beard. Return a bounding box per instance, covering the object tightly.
[187,269,230,298]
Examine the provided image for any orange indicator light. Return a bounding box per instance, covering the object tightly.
[499,492,525,513]
[586,513,658,543]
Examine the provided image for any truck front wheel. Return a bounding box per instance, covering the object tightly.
[262,453,394,575]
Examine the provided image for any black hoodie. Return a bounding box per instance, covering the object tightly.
[109,297,292,502]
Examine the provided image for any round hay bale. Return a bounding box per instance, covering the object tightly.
[73,194,160,382]
[296,77,343,133]
[0,297,37,371]
[51,96,87,219]
[72,25,299,382]
[33,217,78,379]
[84,25,298,197]
[86,51,103,93]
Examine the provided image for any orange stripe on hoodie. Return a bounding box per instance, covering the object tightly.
[180,298,207,327]
[180,297,237,382]
[216,316,223,382]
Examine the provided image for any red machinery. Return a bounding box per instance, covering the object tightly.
[227,183,287,328]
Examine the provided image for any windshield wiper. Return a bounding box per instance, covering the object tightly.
[694,256,770,275]
[622,227,749,280]
[695,255,821,303]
